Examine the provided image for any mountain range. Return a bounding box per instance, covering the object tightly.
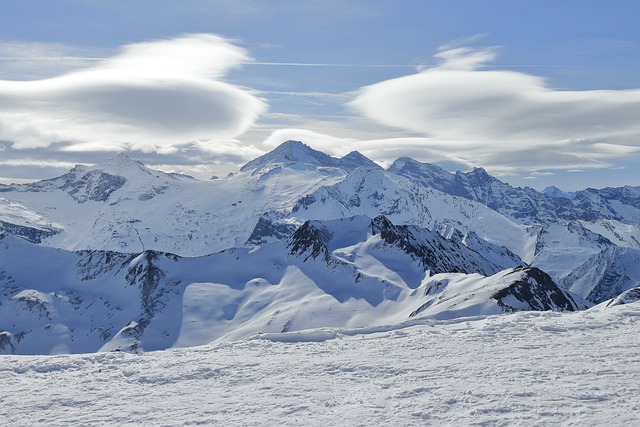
[1,140,639,354]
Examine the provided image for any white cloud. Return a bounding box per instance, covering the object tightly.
[350,45,640,173]
[0,34,267,151]
[433,46,498,71]
[263,128,358,151]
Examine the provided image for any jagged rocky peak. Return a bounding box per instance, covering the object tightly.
[369,214,395,234]
[468,166,490,176]
[369,216,418,257]
[287,220,333,261]
[454,167,496,192]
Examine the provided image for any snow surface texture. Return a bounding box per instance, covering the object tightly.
[2,304,639,426]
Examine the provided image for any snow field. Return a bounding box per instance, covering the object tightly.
[2,304,639,426]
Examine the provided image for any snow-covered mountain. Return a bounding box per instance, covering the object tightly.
[291,166,532,260]
[0,142,364,256]
[544,185,577,200]
[1,140,639,354]
[389,157,640,224]
[241,139,380,174]
[1,213,576,355]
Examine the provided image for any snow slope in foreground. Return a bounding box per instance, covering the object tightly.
[1,304,639,426]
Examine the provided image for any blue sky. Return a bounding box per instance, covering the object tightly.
[1,0,639,190]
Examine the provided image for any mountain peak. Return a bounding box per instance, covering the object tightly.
[337,151,382,172]
[543,185,577,200]
[240,140,335,172]
[103,152,134,163]
[388,157,454,192]
[97,152,146,170]
[240,140,379,174]
[467,166,490,177]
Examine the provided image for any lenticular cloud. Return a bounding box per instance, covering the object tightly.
[0,34,266,151]
[350,46,640,172]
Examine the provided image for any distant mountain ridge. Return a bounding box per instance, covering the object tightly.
[389,156,640,224]
[1,140,639,354]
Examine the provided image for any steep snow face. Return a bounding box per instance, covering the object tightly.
[572,186,640,223]
[557,246,640,304]
[0,216,542,355]
[580,219,640,249]
[521,220,640,303]
[387,157,454,193]
[529,221,613,280]
[241,140,339,173]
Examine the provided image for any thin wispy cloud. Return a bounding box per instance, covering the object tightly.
[249,62,416,68]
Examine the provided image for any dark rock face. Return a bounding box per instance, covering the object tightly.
[292,194,316,212]
[76,250,131,281]
[287,221,333,262]
[246,214,297,245]
[493,267,578,312]
[62,170,127,203]
[125,251,178,318]
[0,221,60,243]
[0,332,15,354]
[1,167,126,203]
[370,215,524,277]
